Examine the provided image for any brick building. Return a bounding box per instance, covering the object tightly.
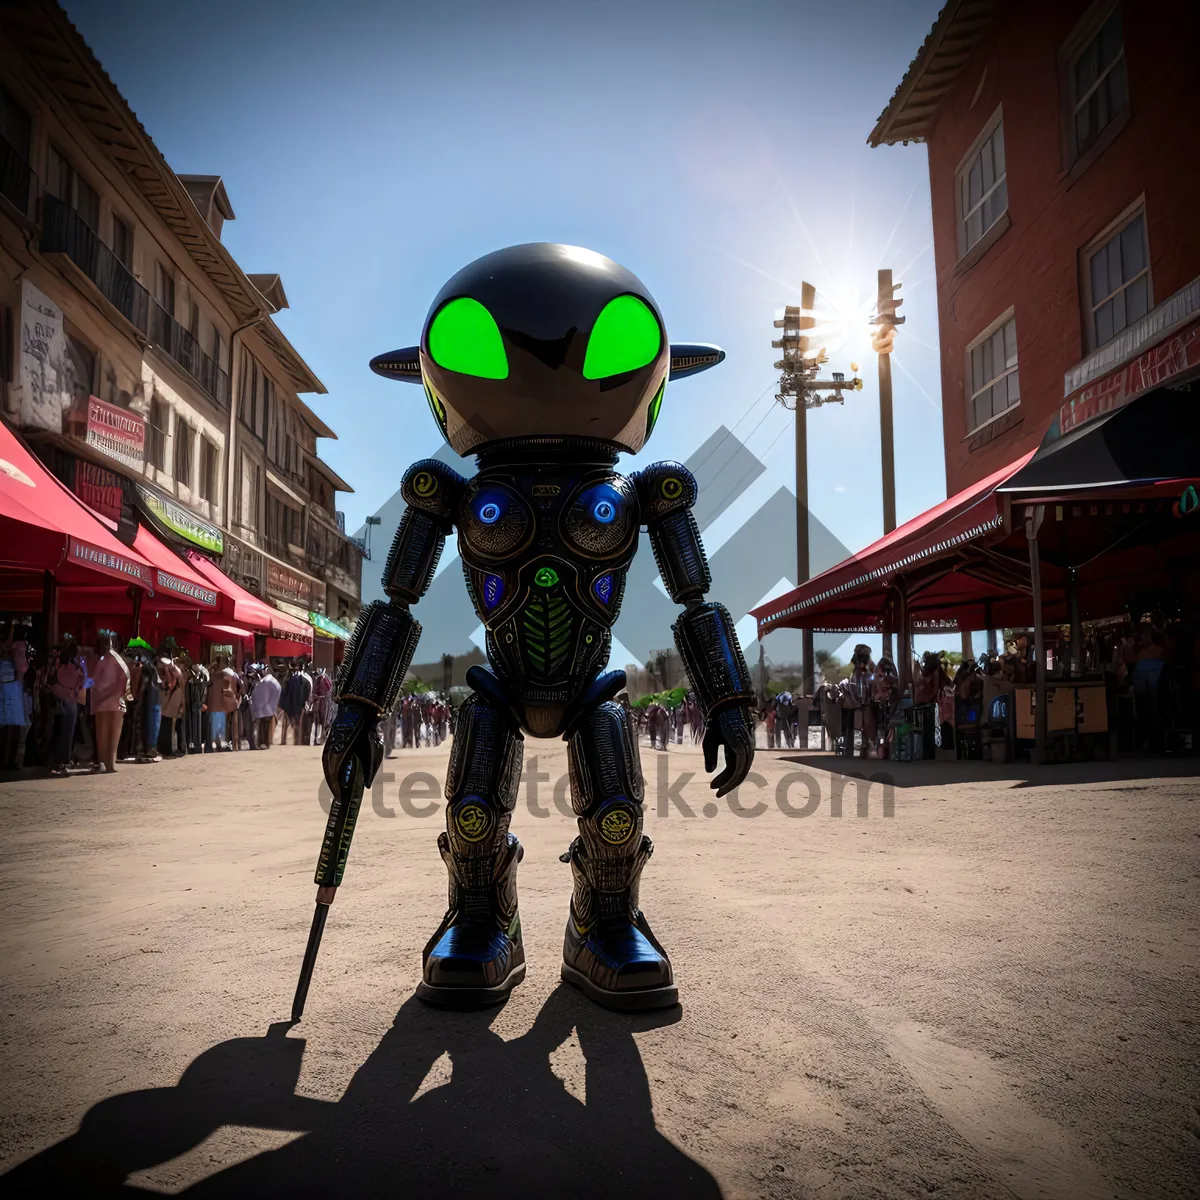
[869,0,1200,493]
[754,1,1200,755]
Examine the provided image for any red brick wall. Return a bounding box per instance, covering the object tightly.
[925,0,1200,495]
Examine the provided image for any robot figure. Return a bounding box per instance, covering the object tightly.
[318,244,755,1011]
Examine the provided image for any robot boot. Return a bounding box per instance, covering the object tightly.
[560,833,676,1010]
[559,700,677,1010]
[417,692,525,1008]
[417,830,525,1007]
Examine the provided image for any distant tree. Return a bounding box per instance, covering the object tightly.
[402,676,432,695]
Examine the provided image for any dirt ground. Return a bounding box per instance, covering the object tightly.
[0,738,1197,1198]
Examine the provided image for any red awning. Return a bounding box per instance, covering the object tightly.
[752,450,1036,634]
[185,552,313,650]
[0,418,152,589]
[133,525,220,609]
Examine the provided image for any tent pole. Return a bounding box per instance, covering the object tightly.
[897,580,911,692]
[1025,506,1047,763]
[1068,567,1083,678]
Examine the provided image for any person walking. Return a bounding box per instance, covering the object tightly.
[0,624,30,771]
[250,665,281,749]
[158,648,185,757]
[279,662,311,746]
[91,631,131,773]
[49,638,86,775]
[205,656,240,751]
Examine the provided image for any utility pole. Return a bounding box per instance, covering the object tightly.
[872,269,904,661]
[773,284,863,696]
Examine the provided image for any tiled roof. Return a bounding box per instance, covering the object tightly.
[867,0,999,146]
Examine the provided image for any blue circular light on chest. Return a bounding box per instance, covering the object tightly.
[593,499,615,523]
[478,500,501,524]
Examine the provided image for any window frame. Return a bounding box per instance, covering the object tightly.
[110,212,133,268]
[964,306,1020,436]
[173,416,193,488]
[199,437,218,503]
[147,396,168,472]
[155,261,176,319]
[1079,196,1152,353]
[953,105,1009,265]
[1058,1,1129,180]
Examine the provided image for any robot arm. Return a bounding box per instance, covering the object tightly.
[317,460,465,889]
[634,463,755,797]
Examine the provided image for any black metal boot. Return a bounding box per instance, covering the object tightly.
[416,829,525,1007]
[560,833,677,1010]
[559,700,677,1011]
[417,691,525,1008]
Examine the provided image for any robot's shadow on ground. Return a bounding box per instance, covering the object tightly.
[2,986,722,1199]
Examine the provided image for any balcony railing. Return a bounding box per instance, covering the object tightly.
[148,300,230,410]
[41,194,150,331]
[40,195,230,410]
[0,134,34,221]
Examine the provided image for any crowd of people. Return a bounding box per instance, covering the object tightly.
[381,693,453,756]
[0,622,338,774]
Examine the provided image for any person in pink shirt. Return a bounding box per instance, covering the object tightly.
[91,631,131,773]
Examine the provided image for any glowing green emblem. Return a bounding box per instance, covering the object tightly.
[534,566,559,587]
[428,297,508,379]
[583,295,662,380]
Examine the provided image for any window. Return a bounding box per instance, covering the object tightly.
[199,438,217,502]
[155,262,176,319]
[0,85,31,159]
[173,418,192,487]
[189,301,200,341]
[1067,6,1127,164]
[956,110,1007,256]
[111,214,133,268]
[1084,207,1150,350]
[966,312,1019,433]
[148,397,168,470]
[267,493,301,552]
[211,323,222,371]
[47,146,100,230]
[65,333,96,406]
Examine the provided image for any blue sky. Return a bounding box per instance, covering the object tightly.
[64,0,946,544]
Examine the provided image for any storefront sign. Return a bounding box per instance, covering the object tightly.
[309,611,351,640]
[85,395,144,470]
[267,559,312,606]
[155,569,218,607]
[136,483,224,554]
[18,280,72,432]
[1058,317,1200,437]
[75,460,125,523]
[67,537,148,585]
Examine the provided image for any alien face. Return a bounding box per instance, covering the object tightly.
[412,244,670,455]
[370,244,722,457]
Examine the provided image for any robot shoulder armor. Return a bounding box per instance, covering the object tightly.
[401,459,467,522]
[632,461,697,521]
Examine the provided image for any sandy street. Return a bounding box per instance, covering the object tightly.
[0,739,1197,1198]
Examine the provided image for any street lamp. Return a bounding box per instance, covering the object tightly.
[772,282,863,697]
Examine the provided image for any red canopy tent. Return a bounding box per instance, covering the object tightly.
[0,417,153,629]
[752,450,1039,637]
[185,551,313,656]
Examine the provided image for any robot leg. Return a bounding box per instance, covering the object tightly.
[416,692,525,1008]
[560,700,677,1011]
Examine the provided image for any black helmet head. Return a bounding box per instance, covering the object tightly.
[370,243,724,456]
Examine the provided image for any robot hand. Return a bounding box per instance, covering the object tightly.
[702,703,755,797]
[322,703,384,815]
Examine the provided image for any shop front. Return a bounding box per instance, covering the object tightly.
[754,382,1200,763]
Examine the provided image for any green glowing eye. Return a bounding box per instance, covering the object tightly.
[534,566,559,587]
[645,379,665,439]
[428,297,508,379]
[583,295,662,380]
